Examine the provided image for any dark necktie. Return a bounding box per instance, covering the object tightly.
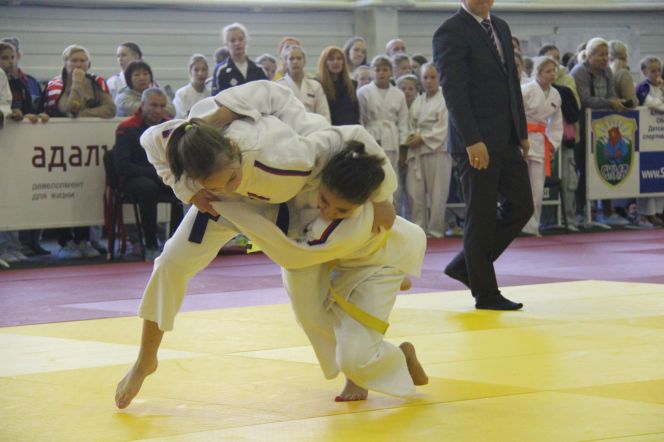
[481,18,500,54]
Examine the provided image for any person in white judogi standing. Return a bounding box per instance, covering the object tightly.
[115,81,401,409]
[357,55,410,213]
[521,56,563,236]
[405,62,453,238]
[276,45,331,123]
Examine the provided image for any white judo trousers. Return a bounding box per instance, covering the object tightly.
[406,151,452,238]
[282,264,414,397]
[406,89,452,238]
[138,201,278,331]
[521,81,563,235]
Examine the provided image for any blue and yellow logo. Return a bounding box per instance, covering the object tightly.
[592,114,637,187]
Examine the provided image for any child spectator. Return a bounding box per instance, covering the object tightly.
[174,54,211,118]
[392,53,412,81]
[273,36,301,82]
[276,45,330,122]
[256,53,277,80]
[358,55,409,212]
[212,23,267,94]
[636,56,664,112]
[404,63,451,238]
[397,74,419,108]
[521,56,563,236]
[353,65,372,89]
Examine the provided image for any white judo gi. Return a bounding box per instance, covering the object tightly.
[276,74,331,123]
[138,81,396,331]
[357,82,410,211]
[406,88,453,238]
[521,81,563,235]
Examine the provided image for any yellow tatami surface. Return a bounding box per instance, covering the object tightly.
[2,280,664,441]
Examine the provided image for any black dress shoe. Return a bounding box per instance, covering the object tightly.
[444,265,470,288]
[475,293,523,311]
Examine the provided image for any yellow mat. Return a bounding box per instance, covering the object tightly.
[2,280,664,441]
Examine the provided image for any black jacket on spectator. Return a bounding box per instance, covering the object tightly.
[114,110,162,180]
[552,83,580,149]
[213,57,267,94]
[329,77,360,125]
[9,77,39,115]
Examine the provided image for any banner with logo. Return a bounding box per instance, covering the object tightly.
[586,107,664,200]
[0,118,118,231]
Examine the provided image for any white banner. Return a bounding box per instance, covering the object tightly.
[586,107,664,200]
[0,118,120,231]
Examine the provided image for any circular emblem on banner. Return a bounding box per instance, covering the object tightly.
[592,114,636,187]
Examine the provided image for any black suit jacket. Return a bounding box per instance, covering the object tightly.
[433,8,527,154]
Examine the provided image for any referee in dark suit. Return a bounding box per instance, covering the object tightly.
[433,0,533,310]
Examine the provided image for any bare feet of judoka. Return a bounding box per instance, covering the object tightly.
[400,277,412,291]
[115,359,158,409]
[335,378,369,402]
[400,342,428,385]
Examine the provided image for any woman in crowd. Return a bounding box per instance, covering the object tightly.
[115,60,175,117]
[44,44,115,259]
[107,42,143,99]
[343,36,367,74]
[44,44,115,118]
[317,46,359,125]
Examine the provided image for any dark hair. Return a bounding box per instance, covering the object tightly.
[124,60,153,90]
[411,54,428,66]
[321,141,385,205]
[538,44,559,56]
[343,36,367,67]
[120,42,143,59]
[166,118,240,182]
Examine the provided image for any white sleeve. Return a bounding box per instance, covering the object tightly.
[313,82,331,123]
[396,92,410,145]
[0,70,11,116]
[213,80,329,135]
[211,201,375,269]
[173,88,186,119]
[140,120,203,203]
[357,87,370,127]
[421,99,448,151]
[644,94,664,112]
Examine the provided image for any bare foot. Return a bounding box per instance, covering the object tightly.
[400,277,412,291]
[335,378,368,402]
[400,342,428,386]
[115,359,158,409]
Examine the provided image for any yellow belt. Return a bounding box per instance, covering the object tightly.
[327,229,391,335]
